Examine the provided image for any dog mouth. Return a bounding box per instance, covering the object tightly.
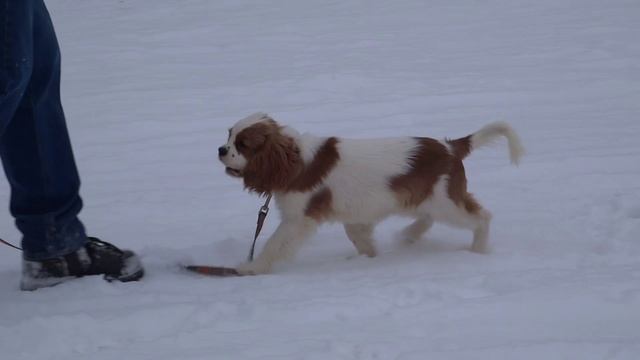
[225,167,243,178]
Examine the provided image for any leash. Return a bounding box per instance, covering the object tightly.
[185,194,272,277]
[248,194,272,261]
[0,237,22,251]
[3,195,274,277]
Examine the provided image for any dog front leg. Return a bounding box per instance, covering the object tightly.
[236,219,317,275]
[344,223,377,257]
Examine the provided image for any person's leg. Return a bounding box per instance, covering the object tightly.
[1,0,143,290]
[0,0,87,261]
[0,0,32,130]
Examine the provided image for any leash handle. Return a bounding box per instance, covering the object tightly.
[0,237,22,251]
[248,194,272,261]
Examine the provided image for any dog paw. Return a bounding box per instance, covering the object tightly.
[236,261,271,275]
[361,248,377,257]
[346,251,377,260]
[395,230,421,245]
[469,243,491,254]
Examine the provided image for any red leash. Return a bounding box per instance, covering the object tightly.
[184,265,241,276]
[0,237,22,251]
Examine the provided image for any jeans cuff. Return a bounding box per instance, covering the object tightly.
[21,220,88,261]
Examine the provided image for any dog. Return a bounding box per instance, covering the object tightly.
[219,113,524,275]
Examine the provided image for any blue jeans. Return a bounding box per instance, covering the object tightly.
[0,0,87,260]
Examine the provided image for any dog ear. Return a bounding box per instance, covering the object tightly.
[243,129,302,195]
[239,130,267,151]
[235,123,270,154]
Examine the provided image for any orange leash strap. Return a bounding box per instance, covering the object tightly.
[184,265,241,276]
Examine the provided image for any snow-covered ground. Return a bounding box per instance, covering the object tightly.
[1,0,640,358]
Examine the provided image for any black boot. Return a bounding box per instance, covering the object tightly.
[21,237,144,291]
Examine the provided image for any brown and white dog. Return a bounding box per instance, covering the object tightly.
[219,113,524,275]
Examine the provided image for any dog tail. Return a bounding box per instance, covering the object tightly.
[447,121,524,165]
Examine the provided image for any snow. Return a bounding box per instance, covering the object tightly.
[1,0,640,358]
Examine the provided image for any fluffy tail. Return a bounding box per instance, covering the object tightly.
[448,122,524,165]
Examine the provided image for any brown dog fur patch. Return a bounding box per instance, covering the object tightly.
[389,138,452,208]
[288,137,340,192]
[390,137,480,214]
[305,187,333,221]
[447,158,481,213]
[447,135,472,160]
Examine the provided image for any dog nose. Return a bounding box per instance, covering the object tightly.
[218,146,228,157]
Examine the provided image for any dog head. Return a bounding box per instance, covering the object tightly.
[219,113,302,195]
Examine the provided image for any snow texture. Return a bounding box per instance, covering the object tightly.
[1,0,640,359]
